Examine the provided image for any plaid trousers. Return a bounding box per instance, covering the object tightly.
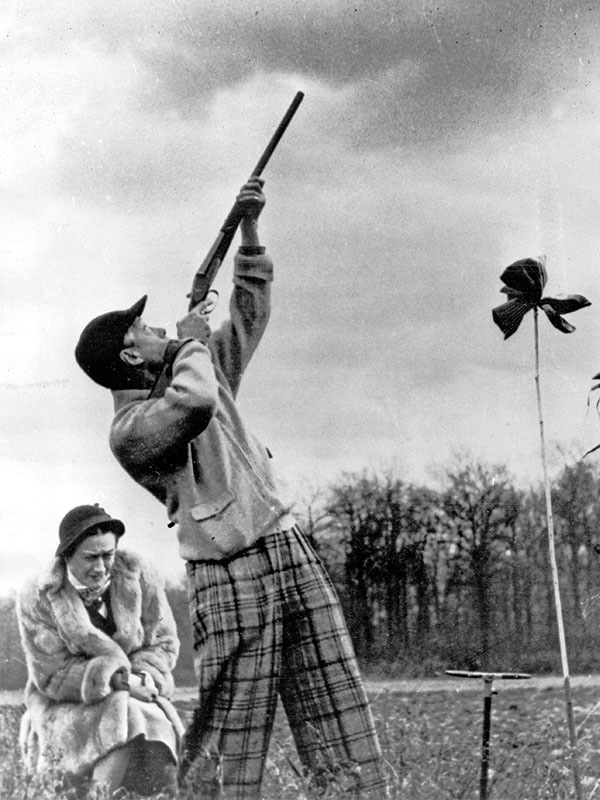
[181,527,387,799]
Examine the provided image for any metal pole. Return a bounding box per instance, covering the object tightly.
[480,676,494,800]
[445,670,531,800]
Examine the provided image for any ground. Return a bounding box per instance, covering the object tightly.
[2,677,600,798]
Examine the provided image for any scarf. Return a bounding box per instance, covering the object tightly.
[67,568,111,609]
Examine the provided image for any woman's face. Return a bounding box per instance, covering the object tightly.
[67,529,117,590]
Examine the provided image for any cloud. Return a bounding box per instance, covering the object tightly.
[7,0,600,217]
[3,0,600,594]
[117,1,600,150]
[9,0,600,167]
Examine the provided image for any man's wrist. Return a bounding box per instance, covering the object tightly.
[239,215,262,247]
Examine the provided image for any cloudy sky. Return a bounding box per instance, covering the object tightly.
[2,0,600,591]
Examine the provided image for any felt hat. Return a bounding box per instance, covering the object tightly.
[75,295,147,388]
[56,504,125,558]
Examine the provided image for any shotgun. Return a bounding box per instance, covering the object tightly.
[187,91,305,310]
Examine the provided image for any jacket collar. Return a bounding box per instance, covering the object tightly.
[112,388,151,412]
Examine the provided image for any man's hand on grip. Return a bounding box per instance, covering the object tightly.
[237,176,266,223]
[177,301,213,344]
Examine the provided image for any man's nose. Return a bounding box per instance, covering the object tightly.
[151,327,167,338]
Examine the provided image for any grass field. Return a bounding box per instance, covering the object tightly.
[2,681,600,799]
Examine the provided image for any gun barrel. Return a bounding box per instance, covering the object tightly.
[219,91,305,235]
[251,91,304,177]
[189,91,305,309]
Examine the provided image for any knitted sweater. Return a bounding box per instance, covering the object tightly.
[110,251,295,561]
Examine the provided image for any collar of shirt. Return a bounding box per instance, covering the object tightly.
[67,569,111,609]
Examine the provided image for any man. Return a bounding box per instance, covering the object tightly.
[74,177,387,798]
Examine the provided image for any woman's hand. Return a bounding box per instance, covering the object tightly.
[110,667,130,692]
[128,671,158,703]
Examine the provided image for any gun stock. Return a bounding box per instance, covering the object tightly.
[188,91,304,310]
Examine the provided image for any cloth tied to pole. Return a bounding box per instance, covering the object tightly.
[492,255,590,339]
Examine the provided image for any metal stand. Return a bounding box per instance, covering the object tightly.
[445,670,532,800]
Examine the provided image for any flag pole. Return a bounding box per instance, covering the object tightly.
[533,306,582,800]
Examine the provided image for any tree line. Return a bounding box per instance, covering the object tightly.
[2,452,600,689]
[303,454,600,676]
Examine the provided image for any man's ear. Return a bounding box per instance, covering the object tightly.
[119,347,144,367]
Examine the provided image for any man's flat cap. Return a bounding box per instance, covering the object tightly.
[75,295,147,389]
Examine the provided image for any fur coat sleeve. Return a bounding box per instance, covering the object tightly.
[17,550,179,705]
[124,554,179,697]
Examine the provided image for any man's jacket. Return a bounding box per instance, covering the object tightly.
[110,251,295,561]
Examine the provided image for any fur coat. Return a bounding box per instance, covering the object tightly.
[17,549,183,776]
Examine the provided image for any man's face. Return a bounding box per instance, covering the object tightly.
[67,530,117,590]
[122,317,169,368]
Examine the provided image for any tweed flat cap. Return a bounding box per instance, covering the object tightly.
[75,295,147,389]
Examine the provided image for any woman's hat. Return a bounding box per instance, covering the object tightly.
[56,504,125,558]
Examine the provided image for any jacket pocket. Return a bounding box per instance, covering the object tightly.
[190,490,235,521]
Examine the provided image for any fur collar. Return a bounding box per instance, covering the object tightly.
[35,550,145,657]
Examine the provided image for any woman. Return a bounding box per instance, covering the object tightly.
[17,503,184,796]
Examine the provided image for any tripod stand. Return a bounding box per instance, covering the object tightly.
[445,669,532,800]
